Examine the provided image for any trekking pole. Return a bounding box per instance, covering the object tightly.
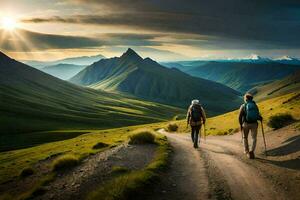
[260,121,267,156]
[240,126,243,144]
[203,123,206,142]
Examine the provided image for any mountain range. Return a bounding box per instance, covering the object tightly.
[162,60,300,92]
[22,54,105,69]
[249,69,300,101]
[70,48,242,115]
[0,51,182,134]
[40,63,86,80]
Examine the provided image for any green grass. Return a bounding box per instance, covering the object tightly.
[0,131,89,152]
[111,166,130,175]
[52,154,80,171]
[267,113,295,129]
[86,132,170,200]
[128,129,156,144]
[0,122,165,186]
[17,174,55,200]
[250,70,300,101]
[0,124,160,199]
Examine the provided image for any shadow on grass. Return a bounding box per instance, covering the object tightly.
[256,157,300,170]
[0,131,88,152]
[266,135,300,156]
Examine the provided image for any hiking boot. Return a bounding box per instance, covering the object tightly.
[193,143,198,148]
[249,151,255,159]
[246,152,251,159]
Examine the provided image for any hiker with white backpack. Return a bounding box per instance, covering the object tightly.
[239,93,263,159]
[187,100,206,148]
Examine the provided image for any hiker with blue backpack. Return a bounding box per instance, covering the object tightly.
[239,93,263,159]
[187,100,206,148]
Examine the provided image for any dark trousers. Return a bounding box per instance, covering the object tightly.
[191,125,201,147]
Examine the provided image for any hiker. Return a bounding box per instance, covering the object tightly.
[187,99,206,148]
[239,93,263,159]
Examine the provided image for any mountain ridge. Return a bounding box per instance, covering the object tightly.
[0,51,183,134]
[22,54,105,68]
[70,48,242,115]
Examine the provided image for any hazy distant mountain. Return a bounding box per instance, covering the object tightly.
[41,64,86,80]
[273,56,300,65]
[0,51,182,134]
[22,54,105,68]
[235,54,273,63]
[162,60,299,92]
[249,70,300,101]
[70,48,242,115]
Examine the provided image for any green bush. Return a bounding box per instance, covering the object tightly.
[92,142,109,149]
[267,113,295,129]
[167,123,178,132]
[20,167,35,178]
[52,155,79,171]
[128,130,156,145]
[111,166,130,175]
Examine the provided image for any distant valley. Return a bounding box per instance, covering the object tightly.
[162,56,300,93]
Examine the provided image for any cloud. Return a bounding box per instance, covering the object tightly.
[21,0,300,49]
[0,29,104,51]
[0,29,163,51]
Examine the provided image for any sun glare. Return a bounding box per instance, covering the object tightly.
[1,17,17,30]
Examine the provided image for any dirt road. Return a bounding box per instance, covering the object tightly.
[146,127,300,200]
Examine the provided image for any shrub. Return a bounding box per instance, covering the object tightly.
[128,130,156,145]
[173,115,179,120]
[111,166,130,174]
[167,123,178,132]
[52,155,79,171]
[20,167,34,178]
[92,142,109,149]
[267,113,295,129]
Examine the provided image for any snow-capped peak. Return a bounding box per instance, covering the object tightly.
[274,55,294,61]
[244,54,265,60]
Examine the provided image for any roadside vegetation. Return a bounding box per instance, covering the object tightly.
[52,154,80,171]
[0,123,165,200]
[86,131,171,200]
[128,129,156,144]
[167,123,179,132]
[267,113,295,129]
[19,167,35,178]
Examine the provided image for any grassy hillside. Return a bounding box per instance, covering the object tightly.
[41,64,86,80]
[70,49,242,115]
[0,51,183,136]
[164,61,299,92]
[175,92,300,135]
[249,70,300,101]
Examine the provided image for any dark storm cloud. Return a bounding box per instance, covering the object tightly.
[22,0,300,49]
[0,29,161,51]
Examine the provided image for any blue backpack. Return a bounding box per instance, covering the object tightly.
[244,100,260,123]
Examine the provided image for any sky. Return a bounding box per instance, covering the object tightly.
[0,0,300,61]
